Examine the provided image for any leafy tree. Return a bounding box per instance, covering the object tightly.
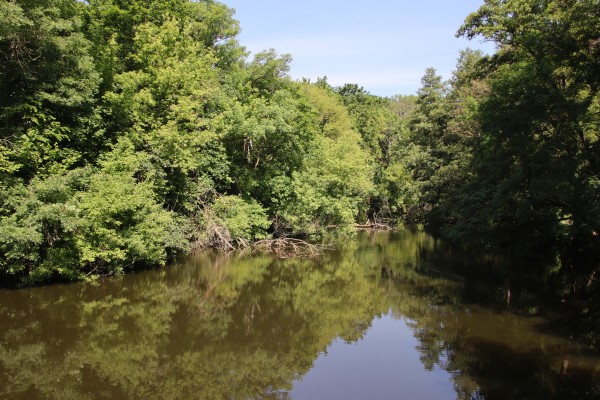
[245,49,293,96]
[221,83,316,210]
[75,168,188,276]
[449,0,600,277]
[425,49,488,231]
[336,84,406,220]
[401,68,450,223]
[280,84,373,235]
[0,0,100,178]
[0,171,84,284]
[103,15,230,213]
[82,0,241,80]
[211,195,270,242]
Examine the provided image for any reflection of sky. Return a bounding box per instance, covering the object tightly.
[290,313,455,400]
[222,0,496,97]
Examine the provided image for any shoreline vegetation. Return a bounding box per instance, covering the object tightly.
[196,218,394,258]
[0,0,598,343]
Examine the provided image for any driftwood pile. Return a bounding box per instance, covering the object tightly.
[354,221,393,231]
[196,220,333,258]
[196,212,393,257]
[253,238,333,258]
[353,214,394,231]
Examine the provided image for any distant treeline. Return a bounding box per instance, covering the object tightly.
[0,0,598,292]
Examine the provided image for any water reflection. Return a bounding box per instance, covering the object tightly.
[290,314,455,400]
[0,231,599,399]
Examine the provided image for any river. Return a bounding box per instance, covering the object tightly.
[1,230,599,399]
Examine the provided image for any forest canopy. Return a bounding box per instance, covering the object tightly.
[0,0,598,289]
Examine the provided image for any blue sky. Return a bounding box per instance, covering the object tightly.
[221,0,496,97]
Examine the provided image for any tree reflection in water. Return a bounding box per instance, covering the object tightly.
[1,231,599,399]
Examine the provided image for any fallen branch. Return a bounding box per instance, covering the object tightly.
[354,221,393,231]
[213,226,235,250]
[253,238,333,258]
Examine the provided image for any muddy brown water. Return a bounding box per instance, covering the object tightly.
[1,231,599,399]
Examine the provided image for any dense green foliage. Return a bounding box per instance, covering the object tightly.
[0,0,598,297]
[0,0,395,284]
[392,0,599,331]
[400,0,600,296]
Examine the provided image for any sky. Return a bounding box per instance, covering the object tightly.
[221,0,496,97]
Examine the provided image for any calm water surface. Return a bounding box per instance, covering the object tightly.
[1,231,599,399]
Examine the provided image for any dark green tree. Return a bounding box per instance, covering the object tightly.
[401,68,450,223]
[336,83,405,221]
[441,0,600,284]
[0,0,101,179]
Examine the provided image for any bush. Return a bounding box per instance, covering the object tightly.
[0,171,85,284]
[75,171,189,275]
[212,195,270,242]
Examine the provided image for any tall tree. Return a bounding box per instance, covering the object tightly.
[337,83,404,220]
[0,0,100,178]
[450,0,600,278]
[402,68,450,223]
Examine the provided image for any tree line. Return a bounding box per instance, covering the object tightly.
[0,0,598,288]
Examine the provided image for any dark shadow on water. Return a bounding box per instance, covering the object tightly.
[454,338,600,400]
[1,230,599,400]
